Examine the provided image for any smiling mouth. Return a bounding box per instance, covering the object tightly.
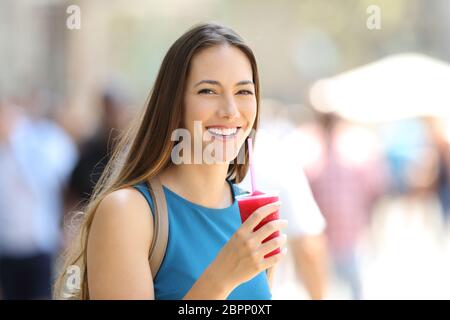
[206,126,241,138]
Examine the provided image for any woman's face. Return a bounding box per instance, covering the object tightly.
[183,44,257,164]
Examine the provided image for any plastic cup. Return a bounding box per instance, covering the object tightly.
[236,191,280,258]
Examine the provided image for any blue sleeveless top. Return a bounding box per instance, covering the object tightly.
[133,180,272,300]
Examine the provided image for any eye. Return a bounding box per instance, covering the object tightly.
[237,90,254,95]
[197,88,216,95]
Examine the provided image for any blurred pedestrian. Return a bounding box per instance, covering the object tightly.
[299,112,387,299]
[422,117,450,227]
[0,97,77,299]
[68,87,131,206]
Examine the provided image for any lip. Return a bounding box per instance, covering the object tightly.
[205,125,242,129]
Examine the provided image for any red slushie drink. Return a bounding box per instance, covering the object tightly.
[237,192,280,258]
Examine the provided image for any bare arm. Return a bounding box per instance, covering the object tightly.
[87,188,155,299]
[290,234,328,300]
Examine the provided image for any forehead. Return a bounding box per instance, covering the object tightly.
[187,44,253,83]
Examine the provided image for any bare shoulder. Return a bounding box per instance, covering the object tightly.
[99,187,151,211]
[94,187,153,230]
[90,187,154,244]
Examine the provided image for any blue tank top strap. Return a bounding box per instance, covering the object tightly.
[133,182,156,218]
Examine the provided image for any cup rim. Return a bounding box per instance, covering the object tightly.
[235,190,279,201]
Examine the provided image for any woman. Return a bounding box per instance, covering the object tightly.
[54,23,288,300]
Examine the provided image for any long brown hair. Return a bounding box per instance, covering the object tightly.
[53,23,261,299]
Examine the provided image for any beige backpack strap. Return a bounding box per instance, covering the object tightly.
[147,176,169,279]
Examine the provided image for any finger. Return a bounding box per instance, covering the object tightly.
[242,201,281,231]
[257,234,287,257]
[252,219,288,243]
[261,247,288,269]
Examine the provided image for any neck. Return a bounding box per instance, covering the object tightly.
[159,162,233,208]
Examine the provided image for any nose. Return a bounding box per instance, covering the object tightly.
[218,95,240,120]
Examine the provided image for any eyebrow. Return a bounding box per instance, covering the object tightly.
[194,80,254,87]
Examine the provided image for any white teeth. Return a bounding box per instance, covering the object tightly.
[207,127,238,136]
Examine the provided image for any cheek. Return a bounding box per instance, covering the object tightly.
[240,100,257,128]
[184,96,218,124]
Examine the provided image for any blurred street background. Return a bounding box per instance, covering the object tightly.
[2,0,450,299]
